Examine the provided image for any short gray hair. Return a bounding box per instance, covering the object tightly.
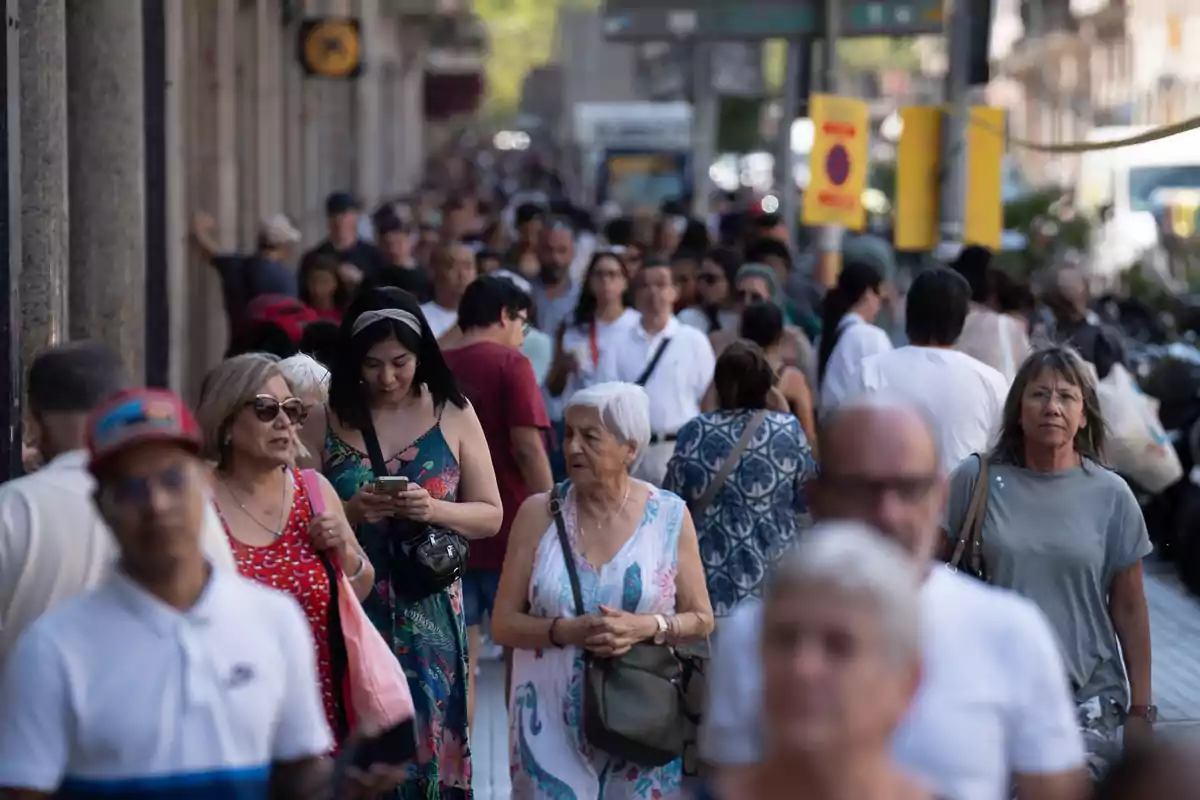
[196,353,289,465]
[766,521,922,664]
[278,354,330,402]
[565,382,652,465]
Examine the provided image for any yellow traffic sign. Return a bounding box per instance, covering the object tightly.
[299,18,363,80]
[964,107,1005,250]
[802,94,869,231]
[894,106,940,251]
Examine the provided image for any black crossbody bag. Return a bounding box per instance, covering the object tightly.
[359,413,467,601]
[635,338,672,386]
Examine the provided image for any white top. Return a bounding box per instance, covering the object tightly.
[848,346,1010,474]
[0,450,236,662]
[701,567,1085,800]
[595,315,716,436]
[677,306,739,336]
[0,568,331,797]
[956,305,1032,384]
[818,313,894,413]
[420,301,458,339]
[548,309,639,421]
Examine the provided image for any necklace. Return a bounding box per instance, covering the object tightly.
[220,471,289,539]
[574,481,632,537]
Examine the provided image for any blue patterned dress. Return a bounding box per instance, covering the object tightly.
[324,420,472,799]
[663,410,816,617]
[509,483,685,799]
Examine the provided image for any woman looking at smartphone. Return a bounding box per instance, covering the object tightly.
[196,354,373,747]
[302,286,503,798]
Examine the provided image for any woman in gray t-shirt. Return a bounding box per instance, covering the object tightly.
[943,345,1153,781]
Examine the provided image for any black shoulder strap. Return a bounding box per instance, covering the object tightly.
[635,337,672,386]
[358,404,389,479]
[550,483,586,617]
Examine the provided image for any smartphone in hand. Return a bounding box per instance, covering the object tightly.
[333,717,419,789]
[375,476,410,496]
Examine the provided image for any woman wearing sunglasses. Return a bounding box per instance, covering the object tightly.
[196,353,373,747]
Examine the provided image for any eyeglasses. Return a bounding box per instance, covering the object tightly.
[820,474,939,504]
[106,465,188,508]
[247,395,307,425]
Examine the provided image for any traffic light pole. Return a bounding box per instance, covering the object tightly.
[815,0,842,287]
[690,41,717,219]
[938,0,972,249]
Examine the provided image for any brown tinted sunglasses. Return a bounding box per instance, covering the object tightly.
[247,395,307,425]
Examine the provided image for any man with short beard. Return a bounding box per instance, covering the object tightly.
[530,220,578,340]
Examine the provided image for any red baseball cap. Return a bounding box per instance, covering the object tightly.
[87,388,202,472]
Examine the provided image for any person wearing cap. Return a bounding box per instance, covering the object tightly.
[191,210,303,336]
[0,343,235,662]
[299,191,387,298]
[374,211,433,304]
[0,387,407,798]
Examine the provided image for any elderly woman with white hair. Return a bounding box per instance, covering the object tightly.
[493,381,714,798]
[724,521,939,800]
[278,354,330,468]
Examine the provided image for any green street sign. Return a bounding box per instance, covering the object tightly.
[602,0,944,41]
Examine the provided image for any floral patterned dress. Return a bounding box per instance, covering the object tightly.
[509,482,685,799]
[324,418,472,799]
[222,469,344,743]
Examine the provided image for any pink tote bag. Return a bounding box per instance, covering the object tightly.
[301,470,414,731]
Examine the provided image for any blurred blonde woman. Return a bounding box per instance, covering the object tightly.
[727,521,939,800]
[196,353,372,747]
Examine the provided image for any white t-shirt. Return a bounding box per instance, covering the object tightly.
[819,313,894,413]
[702,567,1084,800]
[0,568,331,796]
[548,309,639,421]
[420,301,458,340]
[848,346,1010,473]
[0,451,236,661]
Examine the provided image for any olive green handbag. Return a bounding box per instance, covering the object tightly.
[549,483,687,767]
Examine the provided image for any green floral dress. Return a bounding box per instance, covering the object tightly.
[324,420,472,799]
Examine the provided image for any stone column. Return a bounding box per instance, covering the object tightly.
[65,0,146,381]
[18,0,69,368]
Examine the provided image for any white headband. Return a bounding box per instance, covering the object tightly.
[351,308,422,337]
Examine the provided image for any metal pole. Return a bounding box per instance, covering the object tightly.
[690,41,716,219]
[938,0,972,248]
[777,39,802,249]
[816,0,842,287]
[143,0,169,388]
[0,0,20,480]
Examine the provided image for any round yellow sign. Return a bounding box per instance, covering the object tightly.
[303,19,361,79]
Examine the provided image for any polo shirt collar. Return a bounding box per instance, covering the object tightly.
[42,449,89,473]
[636,314,679,341]
[108,563,225,637]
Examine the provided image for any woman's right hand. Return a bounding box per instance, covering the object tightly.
[346,484,397,526]
[554,614,605,648]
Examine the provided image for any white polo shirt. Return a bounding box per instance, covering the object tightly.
[595,314,715,437]
[0,567,332,798]
[0,450,237,661]
[702,567,1085,800]
[420,301,458,339]
[818,313,893,413]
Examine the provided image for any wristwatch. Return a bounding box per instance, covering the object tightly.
[1127,704,1158,724]
[653,614,669,645]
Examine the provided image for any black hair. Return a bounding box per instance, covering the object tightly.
[702,247,743,332]
[298,320,341,368]
[27,341,130,414]
[328,286,466,431]
[905,267,971,346]
[475,249,502,268]
[744,237,792,270]
[680,219,710,252]
[754,212,782,230]
[952,245,993,304]
[299,254,352,311]
[571,250,632,328]
[457,275,532,332]
[990,268,1035,314]
[714,340,774,410]
[227,322,299,360]
[740,300,785,349]
[515,202,543,226]
[817,261,884,384]
[604,217,633,246]
[669,247,704,266]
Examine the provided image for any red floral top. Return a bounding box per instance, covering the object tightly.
[222,469,339,741]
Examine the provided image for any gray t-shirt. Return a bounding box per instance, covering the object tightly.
[944,457,1151,708]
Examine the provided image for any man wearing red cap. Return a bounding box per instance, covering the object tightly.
[0,388,402,799]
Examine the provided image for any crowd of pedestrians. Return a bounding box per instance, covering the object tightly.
[0,161,1188,800]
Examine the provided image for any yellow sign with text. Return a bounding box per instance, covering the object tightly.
[803,94,870,231]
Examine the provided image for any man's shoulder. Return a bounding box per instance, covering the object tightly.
[928,568,1057,643]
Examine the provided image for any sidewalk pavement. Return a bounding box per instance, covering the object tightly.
[470,568,1200,798]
